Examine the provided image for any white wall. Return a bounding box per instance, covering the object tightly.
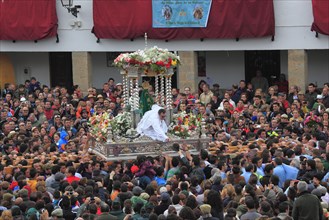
[4,50,328,90]
[0,0,328,52]
[195,50,329,90]
[308,50,329,85]
[6,52,51,86]
[198,51,245,89]
[91,50,329,90]
[91,52,122,88]
[264,49,329,87]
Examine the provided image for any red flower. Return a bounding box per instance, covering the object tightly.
[156,61,165,66]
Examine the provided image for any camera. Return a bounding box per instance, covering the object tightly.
[206,118,214,124]
[90,196,95,203]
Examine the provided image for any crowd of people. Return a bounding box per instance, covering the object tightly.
[0,74,329,220]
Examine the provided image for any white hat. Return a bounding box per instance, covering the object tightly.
[321,202,328,209]
[317,95,324,99]
[217,106,224,111]
[20,97,26,102]
[159,186,167,194]
[281,114,288,119]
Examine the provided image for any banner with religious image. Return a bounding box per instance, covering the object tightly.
[152,0,212,28]
[93,0,275,40]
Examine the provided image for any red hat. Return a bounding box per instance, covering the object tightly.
[23,185,32,197]
[131,165,139,174]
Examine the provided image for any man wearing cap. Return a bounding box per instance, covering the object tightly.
[51,208,64,220]
[292,181,323,220]
[313,94,326,111]
[154,192,171,216]
[87,94,96,105]
[96,94,104,102]
[212,83,223,98]
[131,186,147,207]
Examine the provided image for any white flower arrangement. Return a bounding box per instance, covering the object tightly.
[113,46,180,74]
[113,50,144,69]
[111,111,133,136]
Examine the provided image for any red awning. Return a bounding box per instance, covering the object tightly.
[93,0,275,40]
[0,0,58,41]
[311,0,329,36]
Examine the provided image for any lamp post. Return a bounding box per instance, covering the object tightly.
[60,0,81,18]
[60,0,73,7]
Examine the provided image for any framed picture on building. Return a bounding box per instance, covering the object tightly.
[197,51,206,77]
[106,52,121,67]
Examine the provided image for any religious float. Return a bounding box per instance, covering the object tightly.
[88,36,210,160]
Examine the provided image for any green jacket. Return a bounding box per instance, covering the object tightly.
[96,213,118,220]
[292,191,323,220]
[109,210,126,220]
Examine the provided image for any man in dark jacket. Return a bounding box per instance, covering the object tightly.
[232,80,247,103]
[292,181,323,220]
[154,192,171,216]
[109,198,126,220]
[97,203,118,220]
[189,155,205,182]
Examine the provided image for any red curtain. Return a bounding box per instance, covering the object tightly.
[0,0,58,41]
[93,0,275,40]
[311,0,329,36]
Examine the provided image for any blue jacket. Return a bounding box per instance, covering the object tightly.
[274,164,298,188]
[57,131,68,152]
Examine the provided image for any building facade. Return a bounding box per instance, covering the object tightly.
[0,0,328,93]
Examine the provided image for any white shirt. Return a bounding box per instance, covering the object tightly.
[137,105,168,142]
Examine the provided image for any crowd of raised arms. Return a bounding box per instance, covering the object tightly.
[1,74,329,220]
